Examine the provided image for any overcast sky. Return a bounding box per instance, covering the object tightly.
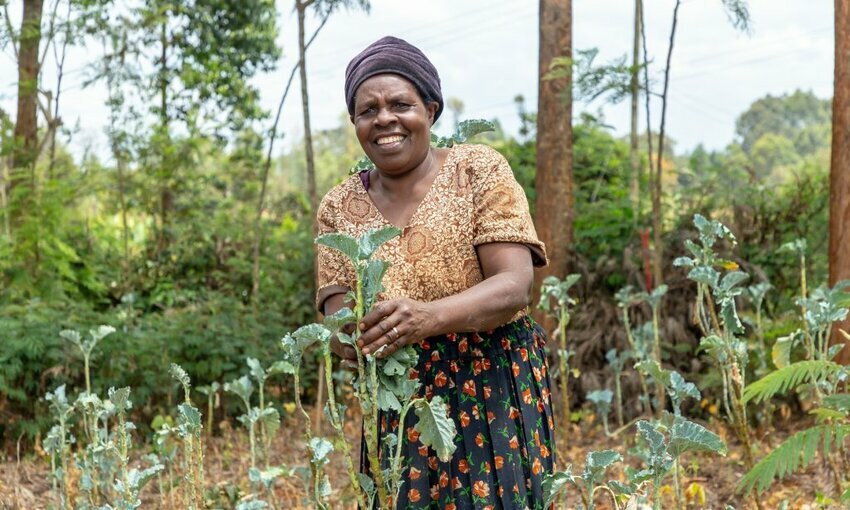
[0,0,835,163]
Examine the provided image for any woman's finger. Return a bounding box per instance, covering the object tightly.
[362,322,406,357]
[360,300,396,332]
[331,337,358,361]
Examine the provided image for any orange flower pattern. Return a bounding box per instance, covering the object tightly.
[360,317,556,509]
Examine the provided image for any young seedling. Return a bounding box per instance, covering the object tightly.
[538,273,581,439]
[60,325,116,396]
[778,239,813,355]
[171,363,206,510]
[44,385,75,509]
[638,285,668,413]
[587,389,614,437]
[605,348,630,426]
[246,358,282,467]
[543,449,624,510]
[615,286,651,415]
[633,416,727,510]
[196,382,220,437]
[673,215,757,471]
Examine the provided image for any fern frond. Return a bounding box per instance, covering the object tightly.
[738,424,850,495]
[743,360,843,404]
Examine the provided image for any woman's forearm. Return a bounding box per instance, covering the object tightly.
[427,269,532,336]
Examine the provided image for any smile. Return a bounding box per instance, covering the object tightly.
[376,135,406,145]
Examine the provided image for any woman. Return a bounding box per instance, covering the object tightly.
[317,36,555,509]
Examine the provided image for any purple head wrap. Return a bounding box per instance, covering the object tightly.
[344,36,443,122]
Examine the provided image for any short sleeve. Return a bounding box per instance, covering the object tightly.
[315,196,356,312]
[470,146,548,267]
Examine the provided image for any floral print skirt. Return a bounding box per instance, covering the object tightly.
[363,316,557,509]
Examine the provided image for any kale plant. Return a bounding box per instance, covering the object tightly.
[277,228,457,509]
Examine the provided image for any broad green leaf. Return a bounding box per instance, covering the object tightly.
[309,437,334,466]
[635,360,671,388]
[292,324,332,348]
[259,407,281,438]
[90,325,117,342]
[669,371,700,404]
[177,404,202,430]
[169,364,191,388]
[636,420,666,458]
[108,387,132,411]
[235,500,269,510]
[414,396,457,462]
[377,385,402,411]
[587,390,613,415]
[127,464,164,491]
[246,358,265,382]
[542,468,574,507]
[59,329,82,345]
[453,119,495,143]
[672,256,694,268]
[720,271,749,291]
[316,233,360,263]
[688,266,720,288]
[668,417,727,456]
[585,450,622,482]
[361,259,390,310]
[349,156,374,175]
[358,227,402,259]
[358,472,375,500]
[822,393,850,414]
[608,480,634,496]
[771,332,800,369]
[225,375,254,406]
[323,307,355,331]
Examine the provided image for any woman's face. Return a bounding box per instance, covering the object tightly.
[351,74,438,175]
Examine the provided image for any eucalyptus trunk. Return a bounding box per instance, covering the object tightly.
[629,0,642,225]
[830,0,850,364]
[11,0,44,181]
[534,0,574,316]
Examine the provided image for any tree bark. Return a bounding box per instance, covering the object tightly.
[533,0,574,300]
[10,0,45,181]
[829,0,850,364]
[297,0,318,235]
[629,0,642,226]
[652,0,682,289]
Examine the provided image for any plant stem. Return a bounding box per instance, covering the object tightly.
[559,308,571,437]
[323,347,367,509]
[673,458,683,510]
[651,305,666,413]
[623,308,651,415]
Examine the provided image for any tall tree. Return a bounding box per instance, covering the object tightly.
[9,0,45,186]
[629,0,642,225]
[830,0,850,364]
[295,0,369,238]
[644,0,750,288]
[534,0,573,286]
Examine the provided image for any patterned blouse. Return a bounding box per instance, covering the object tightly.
[315,143,547,315]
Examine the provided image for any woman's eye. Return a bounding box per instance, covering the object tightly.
[359,107,376,116]
[393,103,411,110]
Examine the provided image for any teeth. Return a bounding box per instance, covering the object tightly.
[376,135,404,145]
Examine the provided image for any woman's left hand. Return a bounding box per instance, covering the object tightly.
[358,298,438,358]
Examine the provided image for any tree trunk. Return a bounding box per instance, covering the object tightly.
[629,0,642,226]
[533,0,574,301]
[156,17,174,256]
[10,0,44,183]
[652,0,682,289]
[297,1,318,235]
[830,0,850,364]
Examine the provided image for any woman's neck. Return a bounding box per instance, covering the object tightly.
[372,148,439,196]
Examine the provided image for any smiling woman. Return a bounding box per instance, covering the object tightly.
[317,36,556,509]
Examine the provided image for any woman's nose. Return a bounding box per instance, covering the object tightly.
[375,106,397,126]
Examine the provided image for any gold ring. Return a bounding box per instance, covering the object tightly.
[391,326,400,340]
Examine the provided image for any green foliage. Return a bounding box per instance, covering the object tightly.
[738,425,850,495]
[413,396,456,462]
[742,360,845,404]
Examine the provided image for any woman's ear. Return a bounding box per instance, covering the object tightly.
[426,102,439,125]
